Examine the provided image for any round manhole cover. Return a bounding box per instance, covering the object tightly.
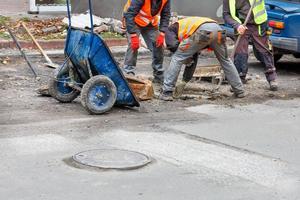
[72,149,151,170]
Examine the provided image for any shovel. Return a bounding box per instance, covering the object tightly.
[21,22,60,69]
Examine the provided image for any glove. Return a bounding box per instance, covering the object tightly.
[130,34,140,51]
[156,32,165,48]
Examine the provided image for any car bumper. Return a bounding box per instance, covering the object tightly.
[269,36,299,52]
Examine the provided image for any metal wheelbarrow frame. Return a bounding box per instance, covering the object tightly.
[48,0,139,114]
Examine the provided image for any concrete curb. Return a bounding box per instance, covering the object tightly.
[0,38,128,50]
[0,46,151,59]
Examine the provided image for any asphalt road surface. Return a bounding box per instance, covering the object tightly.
[0,54,300,199]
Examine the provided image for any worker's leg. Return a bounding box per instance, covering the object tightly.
[234,30,250,82]
[123,30,141,75]
[251,25,277,83]
[213,42,244,94]
[201,23,244,94]
[172,53,199,99]
[141,27,164,82]
[163,37,204,93]
[182,53,199,82]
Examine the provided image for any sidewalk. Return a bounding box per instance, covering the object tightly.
[0,0,28,16]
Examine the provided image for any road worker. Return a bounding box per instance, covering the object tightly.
[223,0,278,90]
[160,16,245,101]
[123,0,171,83]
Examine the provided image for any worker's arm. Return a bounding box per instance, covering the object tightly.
[165,23,180,52]
[159,0,171,33]
[223,0,241,30]
[123,0,145,34]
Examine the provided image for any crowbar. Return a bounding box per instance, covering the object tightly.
[5,24,38,78]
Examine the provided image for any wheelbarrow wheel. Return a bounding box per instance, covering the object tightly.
[48,67,80,103]
[81,75,117,114]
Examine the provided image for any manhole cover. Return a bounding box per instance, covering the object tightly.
[72,149,151,170]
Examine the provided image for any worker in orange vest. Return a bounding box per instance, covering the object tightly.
[123,0,171,83]
[160,17,245,101]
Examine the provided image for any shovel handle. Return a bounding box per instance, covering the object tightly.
[21,22,52,64]
[230,0,257,59]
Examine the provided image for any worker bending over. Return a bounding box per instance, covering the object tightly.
[123,0,171,83]
[223,0,278,90]
[160,17,245,101]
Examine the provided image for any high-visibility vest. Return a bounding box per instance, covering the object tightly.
[178,17,216,42]
[229,0,268,25]
[123,0,168,27]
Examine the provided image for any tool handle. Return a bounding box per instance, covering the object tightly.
[21,22,52,64]
[5,25,37,78]
[230,0,257,59]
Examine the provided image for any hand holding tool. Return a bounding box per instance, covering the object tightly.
[230,0,256,59]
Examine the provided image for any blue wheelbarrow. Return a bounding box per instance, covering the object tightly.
[48,0,139,114]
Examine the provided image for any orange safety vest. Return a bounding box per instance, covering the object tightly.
[178,17,216,42]
[123,0,168,27]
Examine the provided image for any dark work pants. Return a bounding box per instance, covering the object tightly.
[234,24,277,82]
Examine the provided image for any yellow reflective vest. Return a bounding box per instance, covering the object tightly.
[229,0,268,25]
[178,17,216,42]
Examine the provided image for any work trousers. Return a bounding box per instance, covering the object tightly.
[163,23,244,94]
[124,26,164,80]
[234,24,277,82]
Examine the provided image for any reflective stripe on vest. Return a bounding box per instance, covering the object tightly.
[123,0,168,27]
[178,17,216,42]
[229,0,267,25]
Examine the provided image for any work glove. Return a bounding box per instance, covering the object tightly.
[156,32,165,48]
[130,33,140,51]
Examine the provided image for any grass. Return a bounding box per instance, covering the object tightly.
[0,32,10,39]
[0,15,10,25]
[20,17,31,22]
[54,0,66,4]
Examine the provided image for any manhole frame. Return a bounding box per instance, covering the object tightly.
[72,148,152,171]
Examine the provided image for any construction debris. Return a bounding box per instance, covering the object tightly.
[62,13,125,35]
[126,75,154,101]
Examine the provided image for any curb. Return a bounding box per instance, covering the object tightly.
[0,46,151,59]
[0,38,128,50]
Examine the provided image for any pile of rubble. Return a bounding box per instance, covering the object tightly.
[62,13,125,35]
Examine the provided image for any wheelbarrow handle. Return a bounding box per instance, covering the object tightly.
[66,0,94,33]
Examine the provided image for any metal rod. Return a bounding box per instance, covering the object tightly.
[88,0,94,33]
[66,0,71,28]
[5,25,38,78]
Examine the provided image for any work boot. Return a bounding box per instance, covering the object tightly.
[159,91,173,101]
[233,91,246,98]
[240,76,251,84]
[152,76,164,85]
[126,71,135,76]
[269,80,278,91]
[173,80,187,99]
